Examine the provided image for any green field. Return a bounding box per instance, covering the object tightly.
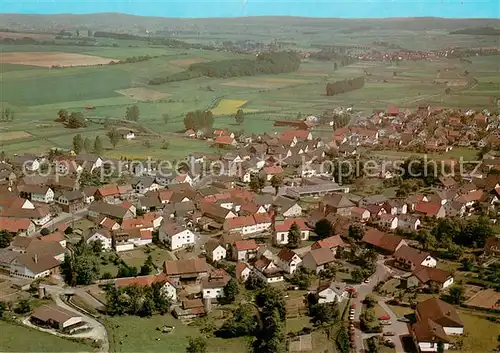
[0,320,95,352]
[104,315,249,353]
[0,18,499,160]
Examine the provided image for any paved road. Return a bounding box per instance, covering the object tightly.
[351,257,393,353]
[377,301,410,353]
[42,285,109,352]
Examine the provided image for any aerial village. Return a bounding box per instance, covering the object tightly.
[0,104,499,353]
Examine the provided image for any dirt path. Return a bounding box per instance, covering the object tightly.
[42,285,109,352]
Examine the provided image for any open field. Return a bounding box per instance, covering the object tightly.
[0,130,32,141]
[116,87,170,101]
[1,52,118,67]
[169,57,207,67]
[0,31,55,39]
[0,320,95,352]
[210,99,257,115]
[456,310,500,353]
[105,315,248,353]
[221,77,309,89]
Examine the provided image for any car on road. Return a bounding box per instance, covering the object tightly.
[383,332,396,336]
[363,278,370,283]
[398,317,411,322]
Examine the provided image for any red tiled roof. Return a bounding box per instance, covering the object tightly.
[235,262,250,281]
[362,228,404,253]
[414,202,441,216]
[253,212,272,224]
[226,215,255,229]
[116,273,173,288]
[274,218,309,232]
[263,166,284,175]
[0,218,32,233]
[215,136,235,145]
[97,184,119,197]
[351,207,369,216]
[312,235,345,250]
[234,239,258,251]
[40,231,64,243]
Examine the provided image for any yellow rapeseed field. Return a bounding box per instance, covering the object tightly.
[210,99,257,115]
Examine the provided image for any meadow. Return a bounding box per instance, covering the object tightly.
[0,27,499,160]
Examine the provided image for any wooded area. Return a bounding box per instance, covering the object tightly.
[325,77,365,96]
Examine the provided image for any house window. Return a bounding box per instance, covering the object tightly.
[206,290,210,294]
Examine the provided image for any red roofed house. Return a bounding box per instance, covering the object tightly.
[351,207,370,222]
[362,228,407,254]
[302,248,336,274]
[115,273,177,302]
[232,239,259,262]
[236,263,252,282]
[253,212,272,232]
[214,136,237,147]
[311,235,345,257]
[95,184,120,202]
[0,218,35,237]
[276,248,302,274]
[274,218,310,245]
[224,215,257,235]
[414,202,446,218]
[261,165,284,181]
[387,106,400,117]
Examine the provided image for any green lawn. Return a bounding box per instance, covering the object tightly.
[455,310,500,353]
[104,315,249,353]
[0,320,95,352]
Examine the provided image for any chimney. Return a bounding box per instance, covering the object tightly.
[33,254,38,264]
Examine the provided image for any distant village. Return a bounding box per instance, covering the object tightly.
[0,104,499,353]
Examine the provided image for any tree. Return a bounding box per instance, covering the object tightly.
[84,137,92,153]
[315,218,333,239]
[186,337,207,353]
[57,109,68,122]
[364,294,377,308]
[90,240,102,254]
[249,174,265,193]
[162,113,169,124]
[348,223,365,241]
[126,105,140,121]
[351,268,364,283]
[245,272,266,290]
[40,228,50,236]
[336,325,350,353]
[270,174,283,195]
[93,136,103,155]
[216,304,257,338]
[106,129,121,149]
[448,285,465,305]
[287,222,301,249]
[67,112,86,128]
[183,110,214,131]
[234,109,244,125]
[76,29,80,37]
[0,230,12,248]
[437,342,444,353]
[253,308,286,353]
[88,29,93,37]
[140,255,154,276]
[223,278,239,303]
[311,303,339,325]
[366,336,380,353]
[15,299,31,314]
[0,301,5,318]
[416,229,436,250]
[290,266,312,290]
[72,134,84,154]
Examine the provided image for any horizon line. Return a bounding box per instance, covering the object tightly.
[1,12,499,20]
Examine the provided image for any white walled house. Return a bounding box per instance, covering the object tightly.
[205,240,227,262]
[232,240,259,262]
[236,263,252,282]
[253,257,284,283]
[87,229,113,250]
[377,214,398,230]
[394,245,437,271]
[318,284,349,304]
[202,274,230,302]
[18,185,54,204]
[276,248,302,274]
[274,218,310,245]
[160,222,195,250]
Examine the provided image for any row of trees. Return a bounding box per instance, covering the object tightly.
[183,110,214,131]
[126,105,140,122]
[73,134,104,155]
[0,108,15,122]
[105,282,171,317]
[57,109,86,129]
[61,239,101,286]
[325,77,365,96]
[150,52,301,85]
[429,217,493,249]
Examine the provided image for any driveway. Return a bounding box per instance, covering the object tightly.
[36,209,88,235]
[377,301,410,353]
[42,285,109,352]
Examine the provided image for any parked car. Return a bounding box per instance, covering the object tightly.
[398,317,411,323]
[380,320,392,325]
[349,314,355,321]
[383,332,396,336]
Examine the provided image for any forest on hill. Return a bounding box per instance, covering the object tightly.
[149,51,301,85]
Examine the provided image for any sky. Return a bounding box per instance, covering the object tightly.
[0,0,499,18]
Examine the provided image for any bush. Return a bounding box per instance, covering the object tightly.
[101,272,113,280]
[40,228,50,236]
[64,227,73,235]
